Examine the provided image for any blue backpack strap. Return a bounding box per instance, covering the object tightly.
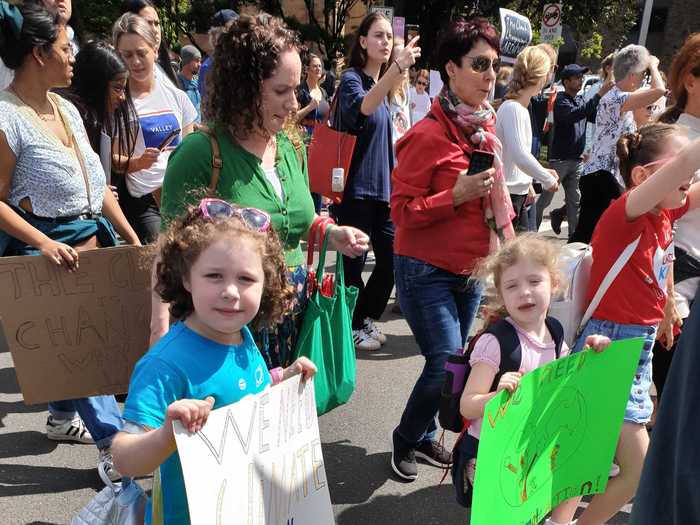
[483,319,521,392]
[545,316,565,359]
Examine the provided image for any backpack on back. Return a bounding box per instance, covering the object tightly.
[441,317,565,508]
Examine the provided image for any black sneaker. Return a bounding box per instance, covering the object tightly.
[390,429,417,481]
[550,207,565,235]
[415,439,452,467]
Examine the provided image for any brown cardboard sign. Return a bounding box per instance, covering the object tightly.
[0,245,151,404]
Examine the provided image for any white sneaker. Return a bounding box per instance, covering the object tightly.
[353,329,381,351]
[46,415,94,444]
[609,462,620,477]
[99,449,122,482]
[363,318,387,344]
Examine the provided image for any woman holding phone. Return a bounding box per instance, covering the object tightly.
[389,17,514,481]
[113,13,196,243]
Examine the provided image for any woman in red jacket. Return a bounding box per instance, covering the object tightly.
[389,18,514,481]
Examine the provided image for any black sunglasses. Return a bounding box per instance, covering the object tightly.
[463,55,501,74]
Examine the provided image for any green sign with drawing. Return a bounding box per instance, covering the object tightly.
[471,338,644,525]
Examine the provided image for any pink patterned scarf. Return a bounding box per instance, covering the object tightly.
[438,87,515,251]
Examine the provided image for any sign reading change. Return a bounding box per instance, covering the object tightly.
[471,338,644,525]
[0,246,150,404]
[175,376,334,525]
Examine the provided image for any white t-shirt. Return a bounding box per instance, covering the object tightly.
[495,100,557,195]
[128,76,197,197]
[408,86,431,125]
[389,93,411,146]
[583,85,635,185]
[672,112,700,317]
[262,166,284,200]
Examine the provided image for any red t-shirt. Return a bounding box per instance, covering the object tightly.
[588,192,690,326]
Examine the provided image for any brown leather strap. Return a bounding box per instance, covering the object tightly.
[201,126,222,196]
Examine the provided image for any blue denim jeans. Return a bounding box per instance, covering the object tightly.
[49,397,123,449]
[394,255,483,447]
[573,318,656,424]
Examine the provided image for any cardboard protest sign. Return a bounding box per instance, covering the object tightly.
[499,8,532,64]
[175,376,334,525]
[471,338,644,525]
[0,246,150,404]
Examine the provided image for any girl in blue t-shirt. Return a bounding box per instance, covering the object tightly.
[111,199,317,525]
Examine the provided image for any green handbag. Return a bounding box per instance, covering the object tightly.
[295,220,358,415]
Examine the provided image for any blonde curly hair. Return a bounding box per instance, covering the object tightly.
[505,46,552,100]
[474,233,562,321]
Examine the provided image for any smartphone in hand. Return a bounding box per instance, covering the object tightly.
[157,128,181,151]
[467,150,495,175]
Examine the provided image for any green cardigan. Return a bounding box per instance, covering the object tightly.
[161,127,316,267]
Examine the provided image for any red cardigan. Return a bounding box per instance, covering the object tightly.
[390,98,490,276]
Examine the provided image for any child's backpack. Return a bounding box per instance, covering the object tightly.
[439,316,565,433]
[440,316,565,508]
[548,237,641,346]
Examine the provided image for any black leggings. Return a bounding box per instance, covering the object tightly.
[337,198,395,330]
[570,170,622,244]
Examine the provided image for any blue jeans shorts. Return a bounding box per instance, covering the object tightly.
[573,318,656,424]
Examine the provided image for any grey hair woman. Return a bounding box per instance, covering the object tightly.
[571,44,666,243]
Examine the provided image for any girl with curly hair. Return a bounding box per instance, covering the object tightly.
[157,14,369,369]
[496,45,559,232]
[111,200,317,525]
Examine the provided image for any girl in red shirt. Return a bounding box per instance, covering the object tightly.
[572,125,700,525]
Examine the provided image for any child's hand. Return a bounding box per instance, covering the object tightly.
[165,396,215,434]
[583,335,612,353]
[283,357,318,382]
[496,371,523,393]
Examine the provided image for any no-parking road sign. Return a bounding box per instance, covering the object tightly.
[541,3,563,43]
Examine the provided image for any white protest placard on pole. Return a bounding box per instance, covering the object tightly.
[174,376,334,525]
[499,8,532,64]
[540,3,563,43]
[429,70,443,99]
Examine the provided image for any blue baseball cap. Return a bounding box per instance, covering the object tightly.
[560,64,589,80]
[212,9,238,28]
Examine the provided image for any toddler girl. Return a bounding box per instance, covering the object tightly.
[110,199,317,524]
[459,233,610,525]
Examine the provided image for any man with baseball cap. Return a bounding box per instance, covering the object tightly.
[537,63,614,240]
[197,9,239,101]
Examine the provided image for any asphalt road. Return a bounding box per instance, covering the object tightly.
[0,195,633,524]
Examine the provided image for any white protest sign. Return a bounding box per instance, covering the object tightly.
[499,8,532,64]
[175,376,334,525]
[540,3,563,43]
[429,70,443,99]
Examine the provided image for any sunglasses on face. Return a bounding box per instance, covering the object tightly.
[198,198,272,232]
[463,55,501,74]
[416,80,428,86]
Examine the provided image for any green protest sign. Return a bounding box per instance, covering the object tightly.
[471,337,644,525]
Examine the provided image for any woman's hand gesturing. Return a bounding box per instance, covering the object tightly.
[395,36,421,71]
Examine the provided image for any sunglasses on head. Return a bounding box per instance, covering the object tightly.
[463,55,501,74]
[198,198,272,232]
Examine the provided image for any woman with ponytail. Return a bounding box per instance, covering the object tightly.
[496,45,559,231]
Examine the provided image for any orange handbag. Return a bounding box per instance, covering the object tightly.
[307,96,356,203]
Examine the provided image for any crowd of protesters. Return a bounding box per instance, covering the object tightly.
[1,0,700,524]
